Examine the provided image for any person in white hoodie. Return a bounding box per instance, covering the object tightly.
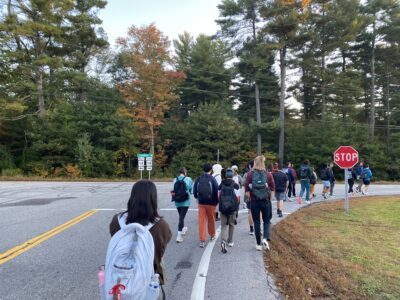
[212,163,223,221]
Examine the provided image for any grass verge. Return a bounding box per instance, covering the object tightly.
[265,196,400,300]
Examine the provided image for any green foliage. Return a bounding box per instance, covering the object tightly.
[168,146,203,177]
[76,133,93,177]
[1,2,400,180]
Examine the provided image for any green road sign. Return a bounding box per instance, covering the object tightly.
[137,153,153,158]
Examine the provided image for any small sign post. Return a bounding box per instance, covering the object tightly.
[333,146,359,213]
[137,153,153,180]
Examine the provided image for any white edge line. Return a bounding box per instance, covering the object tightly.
[190,225,221,300]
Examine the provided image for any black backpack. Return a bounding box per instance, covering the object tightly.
[320,168,329,180]
[310,172,317,185]
[219,183,237,216]
[173,177,189,202]
[197,176,213,201]
[300,166,309,179]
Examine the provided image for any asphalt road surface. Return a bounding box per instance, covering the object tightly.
[0,181,399,300]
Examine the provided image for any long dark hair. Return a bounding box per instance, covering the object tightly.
[125,180,160,226]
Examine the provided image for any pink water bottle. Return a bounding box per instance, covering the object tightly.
[98,265,106,300]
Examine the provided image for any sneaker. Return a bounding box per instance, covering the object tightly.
[261,238,270,251]
[288,197,294,202]
[322,193,327,200]
[305,200,310,204]
[210,236,216,241]
[228,241,234,247]
[297,196,302,204]
[278,211,283,218]
[221,241,227,253]
[249,230,255,235]
[199,242,205,248]
[176,232,183,243]
[181,227,188,235]
[255,244,262,251]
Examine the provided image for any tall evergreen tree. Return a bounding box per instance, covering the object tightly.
[217,0,279,155]
[174,34,232,117]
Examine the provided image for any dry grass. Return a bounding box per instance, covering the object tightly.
[265,196,400,300]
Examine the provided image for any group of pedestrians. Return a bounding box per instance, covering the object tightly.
[102,157,374,299]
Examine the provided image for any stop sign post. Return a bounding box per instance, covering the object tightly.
[334,146,359,213]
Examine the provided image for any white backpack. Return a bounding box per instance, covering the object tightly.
[104,213,159,300]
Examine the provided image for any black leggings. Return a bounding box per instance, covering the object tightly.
[177,206,189,231]
[348,179,354,193]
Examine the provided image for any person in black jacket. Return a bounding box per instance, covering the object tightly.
[193,163,219,248]
[272,163,288,217]
[320,164,332,199]
[347,167,357,194]
[218,168,240,253]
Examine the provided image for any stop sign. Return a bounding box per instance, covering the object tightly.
[334,146,359,169]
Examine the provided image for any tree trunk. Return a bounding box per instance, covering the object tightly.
[255,82,262,155]
[149,105,155,154]
[386,75,390,146]
[321,7,326,123]
[369,18,376,142]
[37,70,46,116]
[252,14,262,156]
[279,46,286,166]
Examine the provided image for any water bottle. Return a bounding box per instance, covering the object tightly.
[146,273,160,299]
[98,265,106,300]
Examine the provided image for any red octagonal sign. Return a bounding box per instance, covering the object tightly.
[334,146,359,169]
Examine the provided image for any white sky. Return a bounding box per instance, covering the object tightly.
[98,0,221,46]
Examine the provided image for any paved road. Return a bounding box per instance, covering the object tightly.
[0,181,398,299]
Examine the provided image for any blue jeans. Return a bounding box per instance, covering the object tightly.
[300,179,310,200]
[250,199,272,245]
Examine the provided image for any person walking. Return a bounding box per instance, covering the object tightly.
[171,167,192,243]
[242,161,255,235]
[328,163,336,197]
[245,155,275,251]
[212,163,223,221]
[320,163,332,199]
[360,164,373,195]
[347,168,357,194]
[272,163,288,217]
[287,162,297,199]
[218,168,240,253]
[309,166,317,201]
[355,162,364,193]
[298,160,312,204]
[109,180,172,287]
[284,163,295,201]
[193,163,219,248]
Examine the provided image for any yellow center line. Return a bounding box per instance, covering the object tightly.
[0,209,98,265]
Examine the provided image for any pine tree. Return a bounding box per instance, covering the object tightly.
[174,34,232,117]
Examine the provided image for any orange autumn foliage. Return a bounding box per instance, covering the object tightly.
[116,24,185,153]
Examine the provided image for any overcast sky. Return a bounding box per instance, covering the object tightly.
[98,0,221,46]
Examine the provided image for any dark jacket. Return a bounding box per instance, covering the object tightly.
[109,214,172,285]
[299,164,312,180]
[320,167,332,181]
[219,178,240,191]
[193,173,219,206]
[272,170,288,193]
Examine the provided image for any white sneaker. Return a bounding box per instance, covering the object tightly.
[305,200,311,204]
[255,244,262,251]
[228,241,234,247]
[176,232,183,243]
[261,238,270,251]
[181,227,188,235]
